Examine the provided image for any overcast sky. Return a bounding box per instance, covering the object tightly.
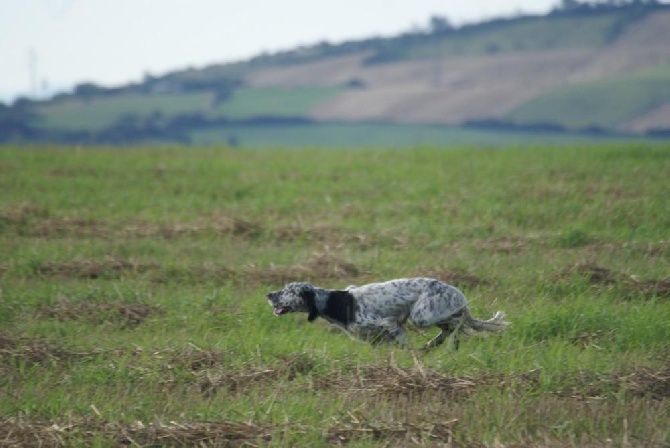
[1,0,560,102]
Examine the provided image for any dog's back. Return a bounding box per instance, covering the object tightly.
[348,278,466,316]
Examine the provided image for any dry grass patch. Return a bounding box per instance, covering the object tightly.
[195,354,316,396]
[45,166,100,178]
[320,365,669,446]
[0,417,278,447]
[0,205,111,238]
[326,415,457,447]
[240,253,366,285]
[0,416,456,447]
[34,295,162,326]
[638,240,670,258]
[618,366,670,400]
[166,346,229,373]
[571,263,624,285]
[315,363,481,399]
[275,223,407,250]
[1,203,404,254]
[0,201,49,225]
[577,240,670,258]
[558,263,670,298]
[472,236,532,253]
[120,218,398,250]
[314,361,670,403]
[121,221,207,239]
[123,217,263,240]
[411,269,490,289]
[30,217,108,238]
[26,253,365,285]
[563,365,670,401]
[4,396,662,448]
[1,200,404,251]
[275,223,358,243]
[5,334,662,402]
[161,253,365,285]
[34,257,158,280]
[0,333,81,367]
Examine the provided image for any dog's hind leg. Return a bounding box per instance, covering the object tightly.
[424,324,451,350]
[424,322,460,350]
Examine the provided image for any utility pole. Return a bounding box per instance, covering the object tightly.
[28,48,38,98]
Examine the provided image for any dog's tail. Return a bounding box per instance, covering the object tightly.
[461,307,510,333]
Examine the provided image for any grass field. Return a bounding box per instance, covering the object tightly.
[210,87,343,120]
[1,144,669,446]
[189,123,648,148]
[407,13,619,59]
[34,87,343,134]
[505,65,670,131]
[37,92,214,132]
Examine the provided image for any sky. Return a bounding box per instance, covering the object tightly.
[0,0,560,103]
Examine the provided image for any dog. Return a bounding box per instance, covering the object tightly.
[267,278,509,350]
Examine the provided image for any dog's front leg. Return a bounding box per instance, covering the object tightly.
[353,318,409,348]
[376,317,409,348]
[385,324,409,348]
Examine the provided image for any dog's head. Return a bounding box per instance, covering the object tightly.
[267,282,319,321]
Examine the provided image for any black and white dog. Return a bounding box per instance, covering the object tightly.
[267,278,509,350]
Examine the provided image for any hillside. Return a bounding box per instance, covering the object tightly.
[3,2,670,145]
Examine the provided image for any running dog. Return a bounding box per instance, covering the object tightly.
[267,278,509,350]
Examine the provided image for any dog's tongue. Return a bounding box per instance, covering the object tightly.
[273,307,290,316]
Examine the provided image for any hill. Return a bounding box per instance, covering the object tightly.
[3,2,670,145]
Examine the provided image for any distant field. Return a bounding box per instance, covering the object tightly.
[34,87,343,133]
[211,86,343,119]
[0,144,668,446]
[189,122,649,148]
[505,64,670,131]
[407,13,619,59]
[37,92,214,131]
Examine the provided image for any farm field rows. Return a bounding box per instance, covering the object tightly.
[0,144,668,446]
[36,87,343,133]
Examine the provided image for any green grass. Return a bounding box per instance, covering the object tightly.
[35,87,342,133]
[0,143,669,446]
[408,14,620,59]
[505,65,670,130]
[211,86,343,119]
[37,92,214,131]
[189,122,648,148]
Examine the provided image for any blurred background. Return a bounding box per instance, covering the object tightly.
[2,0,670,147]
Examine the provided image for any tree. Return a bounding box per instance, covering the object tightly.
[560,0,581,10]
[74,82,105,97]
[429,15,453,34]
[73,82,108,103]
[0,102,40,141]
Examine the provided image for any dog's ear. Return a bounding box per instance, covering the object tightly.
[300,289,319,322]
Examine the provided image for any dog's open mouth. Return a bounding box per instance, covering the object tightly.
[273,306,291,316]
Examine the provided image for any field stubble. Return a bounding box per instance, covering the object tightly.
[0,144,668,446]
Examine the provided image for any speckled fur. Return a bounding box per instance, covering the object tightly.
[267,278,509,350]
